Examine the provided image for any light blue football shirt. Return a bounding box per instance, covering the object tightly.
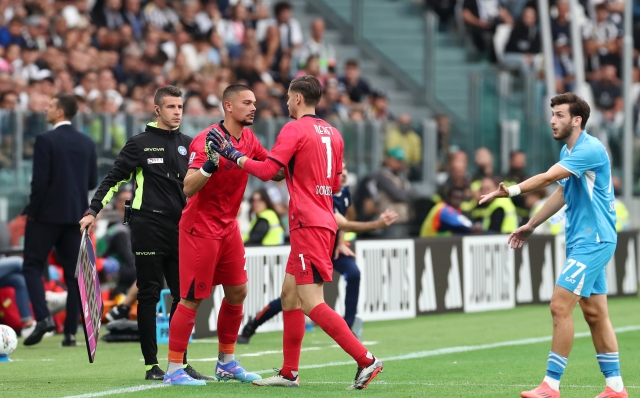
[556,131,617,248]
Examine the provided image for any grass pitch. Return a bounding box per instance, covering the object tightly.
[3,296,640,397]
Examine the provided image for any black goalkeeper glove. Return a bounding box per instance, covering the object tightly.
[207,127,245,164]
[203,133,220,174]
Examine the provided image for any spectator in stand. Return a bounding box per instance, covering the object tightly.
[0,17,26,48]
[264,179,289,233]
[385,113,422,179]
[420,187,475,237]
[372,147,416,225]
[591,63,623,130]
[367,89,393,122]
[339,59,371,104]
[435,114,451,171]
[180,0,213,38]
[471,146,496,193]
[122,0,145,41]
[257,1,303,57]
[235,49,262,87]
[92,0,126,30]
[554,35,576,93]
[217,2,248,59]
[462,0,513,61]
[242,188,285,246]
[582,2,620,67]
[502,7,541,76]
[551,0,570,44]
[528,187,566,235]
[426,0,457,31]
[298,18,335,75]
[477,176,518,233]
[611,176,630,231]
[143,0,180,40]
[295,55,326,87]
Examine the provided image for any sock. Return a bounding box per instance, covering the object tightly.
[254,298,283,328]
[167,304,196,374]
[280,309,305,379]
[217,299,243,364]
[597,352,624,392]
[544,351,568,391]
[308,303,372,368]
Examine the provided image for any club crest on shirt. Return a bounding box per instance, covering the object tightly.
[178,146,187,155]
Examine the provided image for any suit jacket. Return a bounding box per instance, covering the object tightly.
[27,123,98,224]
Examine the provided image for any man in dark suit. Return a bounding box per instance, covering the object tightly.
[22,93,98,347]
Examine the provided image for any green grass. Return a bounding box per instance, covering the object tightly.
[3,296,640,397]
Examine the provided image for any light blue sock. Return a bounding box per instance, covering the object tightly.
[546,351,568,380]
[597,352,621,378]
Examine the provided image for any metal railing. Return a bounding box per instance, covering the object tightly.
[0,111,439,221]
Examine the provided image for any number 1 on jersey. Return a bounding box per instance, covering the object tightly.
[321,136,332,178]
[299,253,306,270]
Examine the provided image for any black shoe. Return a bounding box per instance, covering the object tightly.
[106,305,130,322]
[185,364,216,381]
[61,334,76,347]
[237,317,257,344]
[23,317,56,346]
[145,365,165,380]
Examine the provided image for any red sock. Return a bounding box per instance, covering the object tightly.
[308,303,372,368]
[280,308,305,379]
[168,304,196,361]
[217,299,244,352]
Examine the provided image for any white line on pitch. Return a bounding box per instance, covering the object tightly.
[62,324,640,397]
[62,384,166,398]
[306,381,640,389]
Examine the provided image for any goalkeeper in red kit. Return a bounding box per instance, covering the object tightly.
[208,75,383,390]
[163,85,277,386]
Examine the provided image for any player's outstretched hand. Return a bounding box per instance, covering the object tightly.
[207,127,245,164]
[507,223,534,249]
[378,209,399,228]
[478,182,509,205]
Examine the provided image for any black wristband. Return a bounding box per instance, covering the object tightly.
[202,160,217,174]
[83,208,97,218]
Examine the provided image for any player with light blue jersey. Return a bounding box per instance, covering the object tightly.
[480,93,627,398]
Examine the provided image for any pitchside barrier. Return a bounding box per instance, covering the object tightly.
[192,231,639,338]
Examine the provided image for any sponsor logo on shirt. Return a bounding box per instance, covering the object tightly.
[147,158,164,164]
[316,185,333,196]
[178,145,187,155]
[144,148,164,151]
[189,152,196,165]
[135,252,156,255]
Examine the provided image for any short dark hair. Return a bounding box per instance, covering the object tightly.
[345,59,358,68]
[550,92,590,129]
[154,85,182,107]
[0,90,18,103]
[509,150,525,160]
[289,75,323,107]
[274,1,292,16]
[222,84,252,103]
[53,93,78,120]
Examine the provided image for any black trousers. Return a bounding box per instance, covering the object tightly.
[130,213,184,366]
[22,220,81,335]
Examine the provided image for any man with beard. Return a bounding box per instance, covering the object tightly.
[480,93,627,398]
[163,84,279,386]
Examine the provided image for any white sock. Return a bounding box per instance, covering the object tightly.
[167,361,183,375]
[605,376,624,392]
[218,352,234,364]
[543,376,560,391]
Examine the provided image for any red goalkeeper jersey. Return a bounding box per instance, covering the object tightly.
[180,121,268,238]
[267,115,344,232]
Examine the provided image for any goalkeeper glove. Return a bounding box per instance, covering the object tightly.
[207,127,245,164]
[203,134,220,174]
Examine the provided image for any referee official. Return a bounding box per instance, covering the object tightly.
[78,86,211,381]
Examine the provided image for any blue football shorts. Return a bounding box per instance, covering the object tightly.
[556,242,616,298]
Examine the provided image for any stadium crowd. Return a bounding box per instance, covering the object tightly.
[0,0,397,126]
[431,0,640,139]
